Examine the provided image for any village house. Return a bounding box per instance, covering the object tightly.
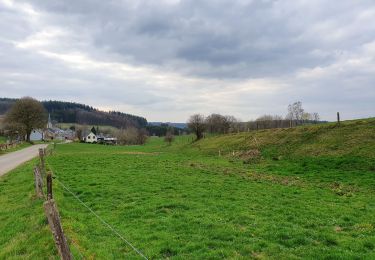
[45,114,76,141]
[83,131,97,143]
[29,114,76,141]
[30,129,44,141]
[83,128,117,144]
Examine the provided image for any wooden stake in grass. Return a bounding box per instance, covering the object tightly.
[33,166,44,199]
[47,172,53,200]
[44,199,72,260]
[337,112,340,125]
[39,148,45,175]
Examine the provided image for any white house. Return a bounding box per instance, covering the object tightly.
[30,129,44,141]
[84,131,97,143]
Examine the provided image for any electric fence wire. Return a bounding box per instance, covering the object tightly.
[66,235,84,259]
[45,161,148,260]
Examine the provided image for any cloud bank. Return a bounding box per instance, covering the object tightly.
[0,0,374,121]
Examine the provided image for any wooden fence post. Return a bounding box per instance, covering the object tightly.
[39,148,45,175]
[337,112,340,125]
[33,166,44,198]
[44,199,72,260]
[47,172,53,200]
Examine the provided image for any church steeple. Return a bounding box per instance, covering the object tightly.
[47,113,53,128]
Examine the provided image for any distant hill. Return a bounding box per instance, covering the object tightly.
[0,98,147,129]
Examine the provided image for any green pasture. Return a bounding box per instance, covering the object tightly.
[0,119,374,258]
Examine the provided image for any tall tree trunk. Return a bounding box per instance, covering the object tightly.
[26,130,31,142]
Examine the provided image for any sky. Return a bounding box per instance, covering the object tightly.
[0,0,374,122]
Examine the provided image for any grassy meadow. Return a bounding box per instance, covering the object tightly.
[0,119,374,259]
[56,123,119,134]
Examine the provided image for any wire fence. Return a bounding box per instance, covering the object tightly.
[45,159,148,260]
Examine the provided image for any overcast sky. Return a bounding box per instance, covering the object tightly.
[0,0,374,122]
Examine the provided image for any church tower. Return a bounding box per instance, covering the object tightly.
[47,113,53,129]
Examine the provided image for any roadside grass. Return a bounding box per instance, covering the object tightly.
[0,160,57,259]
[0,119,374,258]
[0,142,32,155]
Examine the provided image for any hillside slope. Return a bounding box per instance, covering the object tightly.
[0,98,147,128]
[196,118,375,159]
[194,118,375,187]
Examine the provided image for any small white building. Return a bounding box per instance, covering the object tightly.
[30,129,44,141]
[84,132,97,143]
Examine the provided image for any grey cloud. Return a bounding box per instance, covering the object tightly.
[0,0,374,121]
[24,0,375,78]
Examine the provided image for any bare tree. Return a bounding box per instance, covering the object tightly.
[225,115,240,133]
[187,114,206,140]
[76,129,83,141]
[164,128,174,145]
[117,128,137,145]
[136,128,148,145]
[4,97,46,142]
[286,104,295,127]
[312,112,320,123]
[255,114,284,129]
[294,101,304,124]
[302,112,312,124]
[205,114,231,134]
[286,101,304,126]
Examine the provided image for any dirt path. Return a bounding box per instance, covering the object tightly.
[0,144,48,177]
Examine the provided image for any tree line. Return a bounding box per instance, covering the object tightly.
[187,101,322,140]
[0,98,147,129]
[146,123,186,137]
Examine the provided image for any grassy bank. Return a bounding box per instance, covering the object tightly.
[0,119,374,258]
[0,142,32,155]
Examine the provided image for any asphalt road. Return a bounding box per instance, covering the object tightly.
[0,144,48,177]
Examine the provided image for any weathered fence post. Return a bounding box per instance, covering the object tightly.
[44,199,72,260]
[39,148,45,175]
[47,172,53,200]
[33,166,44,198]
[218,150,221,157]
[337,112,340,125]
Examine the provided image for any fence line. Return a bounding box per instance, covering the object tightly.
[53,175,148,260]
[34,146,72,259]
[44,156,149,260]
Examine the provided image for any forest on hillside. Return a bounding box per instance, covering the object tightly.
[0,98,147,128]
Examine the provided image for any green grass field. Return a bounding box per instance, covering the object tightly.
[56,123,119,133]
[0,119,374,259]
